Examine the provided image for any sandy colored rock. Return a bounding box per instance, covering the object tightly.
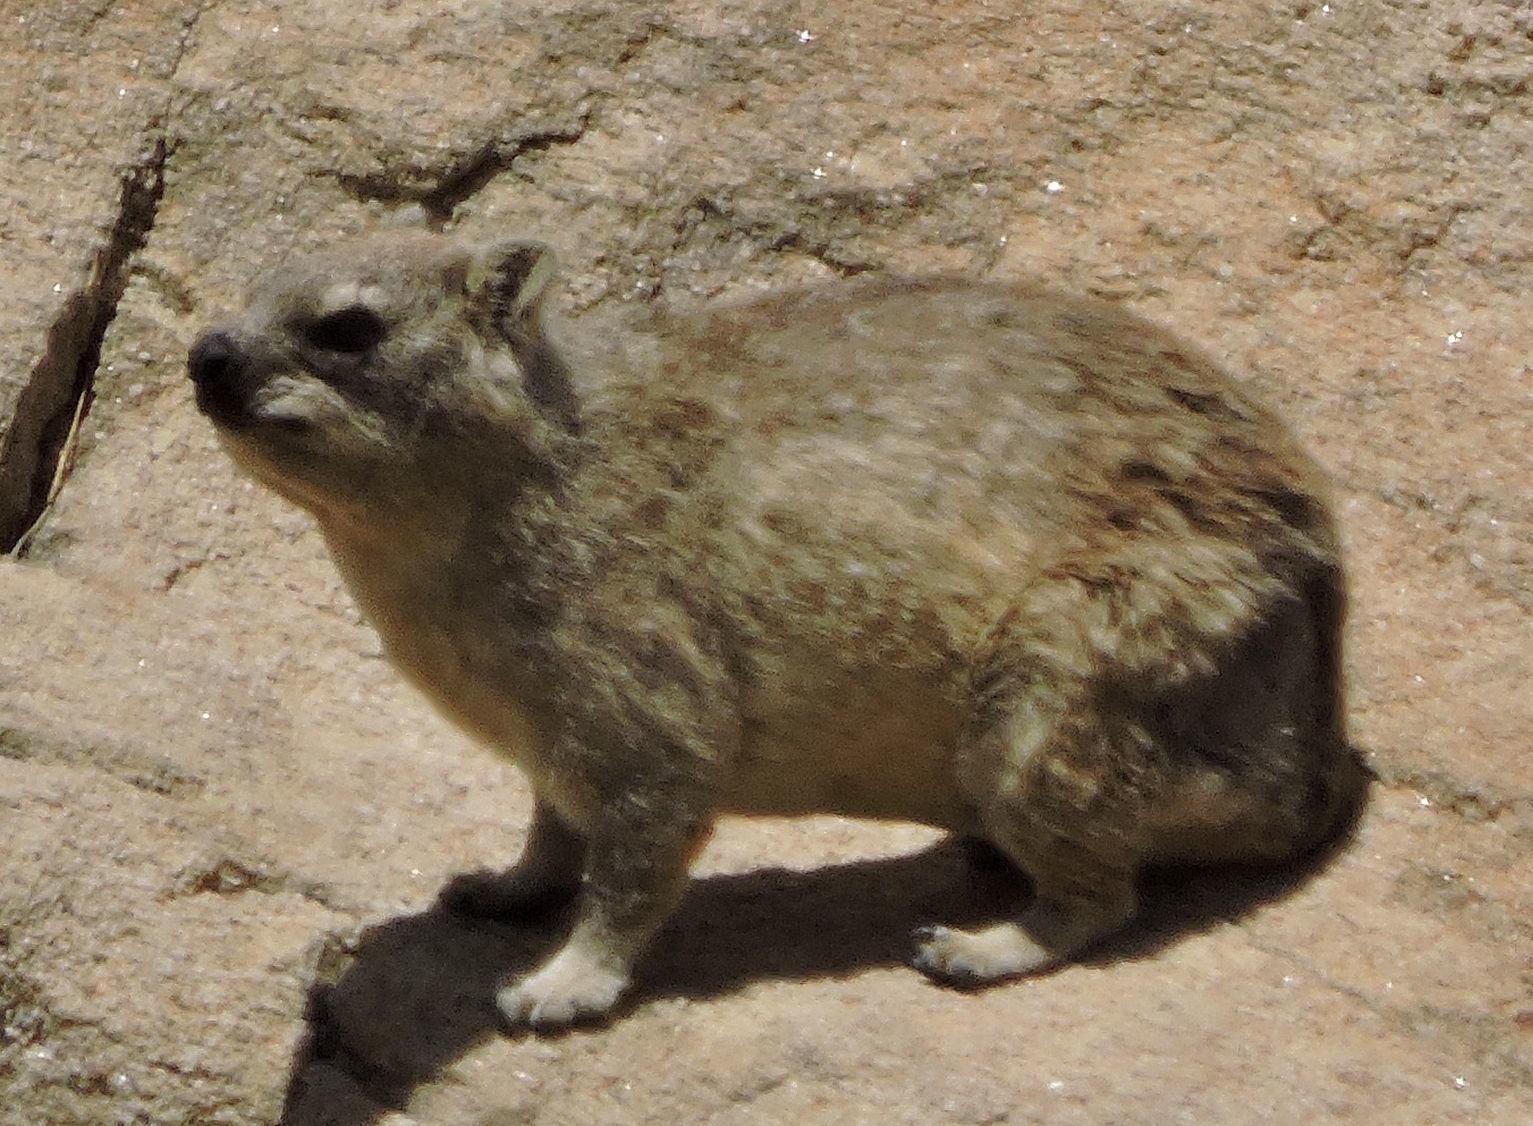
[2,1,1530,1122]
[0,0,199,547]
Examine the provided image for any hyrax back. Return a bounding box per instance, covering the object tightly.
[188,231,1361,1027]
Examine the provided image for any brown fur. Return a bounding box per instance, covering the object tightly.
[187,231,1363,1026]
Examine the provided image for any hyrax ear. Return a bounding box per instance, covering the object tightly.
[467,239,558,338]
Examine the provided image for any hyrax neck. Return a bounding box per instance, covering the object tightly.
[314,430,584,759]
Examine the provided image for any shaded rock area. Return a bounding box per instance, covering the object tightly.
[2,0,1529,1121]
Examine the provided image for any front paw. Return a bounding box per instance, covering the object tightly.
[496,945,630,1030]
[439,868,580,920]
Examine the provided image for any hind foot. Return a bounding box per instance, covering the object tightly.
[912,890,1135,987]
[912,922,1063,986]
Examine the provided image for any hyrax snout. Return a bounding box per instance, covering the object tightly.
[188,230,1362,1029]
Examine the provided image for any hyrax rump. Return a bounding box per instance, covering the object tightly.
[188,231,1361,1029]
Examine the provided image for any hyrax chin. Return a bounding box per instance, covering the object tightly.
[188,230,1362,1029]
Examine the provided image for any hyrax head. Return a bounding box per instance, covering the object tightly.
[187,231,568,522]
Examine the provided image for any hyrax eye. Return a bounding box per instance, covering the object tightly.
[305,307,387,354]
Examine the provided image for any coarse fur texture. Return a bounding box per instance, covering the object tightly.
[188,230,1364,1028]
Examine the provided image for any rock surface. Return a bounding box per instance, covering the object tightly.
[2,1,1529,1122]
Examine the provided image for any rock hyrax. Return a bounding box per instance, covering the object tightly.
[188,231,1362,1028]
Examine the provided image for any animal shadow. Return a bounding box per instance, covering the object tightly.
[280,775,1366,1124]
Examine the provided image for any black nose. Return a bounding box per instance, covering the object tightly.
[188,330,238,386]
[188,330,252,425]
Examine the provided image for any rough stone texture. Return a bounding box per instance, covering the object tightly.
[2,1,1529,1122]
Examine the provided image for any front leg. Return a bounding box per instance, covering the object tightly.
[441,798,586,918]
[496,803,712,1029]
[494,586,735,1028]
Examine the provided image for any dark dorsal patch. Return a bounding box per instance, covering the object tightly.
[1248,484,1326,532]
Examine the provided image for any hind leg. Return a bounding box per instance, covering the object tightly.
[914,706,1144,984]
[914,540,1316,986]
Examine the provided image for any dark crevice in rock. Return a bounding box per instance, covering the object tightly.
[666,159,1021,282]
[333,113,592,224]
[170,855,345,912]
[777,231,882,278]
[668,193,884,280]
[0,964,54,1058]
[0,725,207,799]
[0,137,173,556]
[1373,766,1533,827]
